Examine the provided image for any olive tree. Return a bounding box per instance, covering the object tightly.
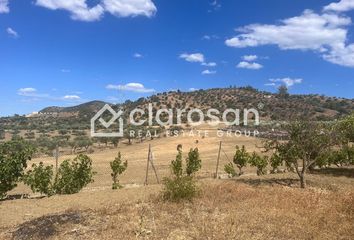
[265,121,333,188]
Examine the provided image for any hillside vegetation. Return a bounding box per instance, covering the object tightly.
[0,87,353,132]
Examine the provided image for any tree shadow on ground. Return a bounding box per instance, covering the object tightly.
[235,178,300,187]
[0,194,45,202]
[310,167,354,178]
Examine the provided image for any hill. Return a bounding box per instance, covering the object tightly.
[0,87,353,132]
[40,100,108,114]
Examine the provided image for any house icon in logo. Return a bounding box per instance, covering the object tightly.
[91,104,124,137]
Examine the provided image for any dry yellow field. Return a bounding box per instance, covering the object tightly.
[11,128,264,195]
[1,129,354,240]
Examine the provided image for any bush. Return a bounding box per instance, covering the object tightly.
[0,140,35,199]
[162,176,197,202]
[269,152,283,173]
[185,148,201,176]
[110,152,127,189]
[162,147,200,202]
[53,154,95,194]
[224,162,237,177]
[23,162,54,196]
[233,145,249,175]
[172,148,183,178]
[249,152,268,176]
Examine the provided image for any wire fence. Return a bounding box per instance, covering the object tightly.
[12,137,263,195]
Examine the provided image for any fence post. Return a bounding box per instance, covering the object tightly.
[215,141,222,179]
[144,144,151,185]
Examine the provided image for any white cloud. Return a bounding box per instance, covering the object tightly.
[189,88,199,91]
[106,82,155,93]
[201,62,217,67]
[180,53,205,63]
[0,0,9,13]
[264,83,276,87]
[35,0,156,21]
[226,10,350,50]
[6,27,18,38]
[61,69,71,73]
[242,55,258,61]
[35,0,105,21]
[202,69,216,75]
[133,53,143,58]
[103,0,157,18]
[202,34,219,40]
[225,9,354,67]
[269,78,303,87]
[17,88,50,98]
[237,61,263,70]
[324,0,354,12]
[63,95,81,100]
[18,88,37,96]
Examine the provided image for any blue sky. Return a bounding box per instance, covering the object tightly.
[0,0,354,116]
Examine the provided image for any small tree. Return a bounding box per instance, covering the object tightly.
[278,85,289,98]
[162,147,200,202]
[233,145,249,175]
[185,148,202,176]
[224,162,237,177]
[172,148,183,178]
[53,154,95,194]
[0,140,35,199]
[265,121,333,188]
[23,162,54,196]
[110,152,127,189]
[249,152,268,176]
[269,151,283,173]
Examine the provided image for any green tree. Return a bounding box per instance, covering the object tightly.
[233,145,250,175]
[23,162,54,196]
[249,152,268,176]
[110,152,128,189]
[265,121,333,188]
[185,148,202,176]
[0,140,35,199]
[53,154,95,194]
[162,147,199,202]
[278,85,289,98]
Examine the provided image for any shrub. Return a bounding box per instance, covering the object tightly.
[110,152,127,189]
[53,154,95,194]
[0,140,35,199]
[224,162,237,177]
[269,152,283,173]
[185,148,201,176]
[23,162,54,196]
[233,145,249,175]
[162,147,200,202]
[162,176,197,202]
[171,148,183,178]
[249,152,268,176]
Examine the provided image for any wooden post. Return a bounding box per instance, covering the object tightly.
[150,151,160,184]
[215,141,222,179]
[54,145,59,174]
[144,144,151,185]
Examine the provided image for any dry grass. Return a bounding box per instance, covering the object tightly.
[10,129,263,195]
[2,175,354,240]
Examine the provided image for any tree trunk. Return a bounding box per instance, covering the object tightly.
[300,173,306,188]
